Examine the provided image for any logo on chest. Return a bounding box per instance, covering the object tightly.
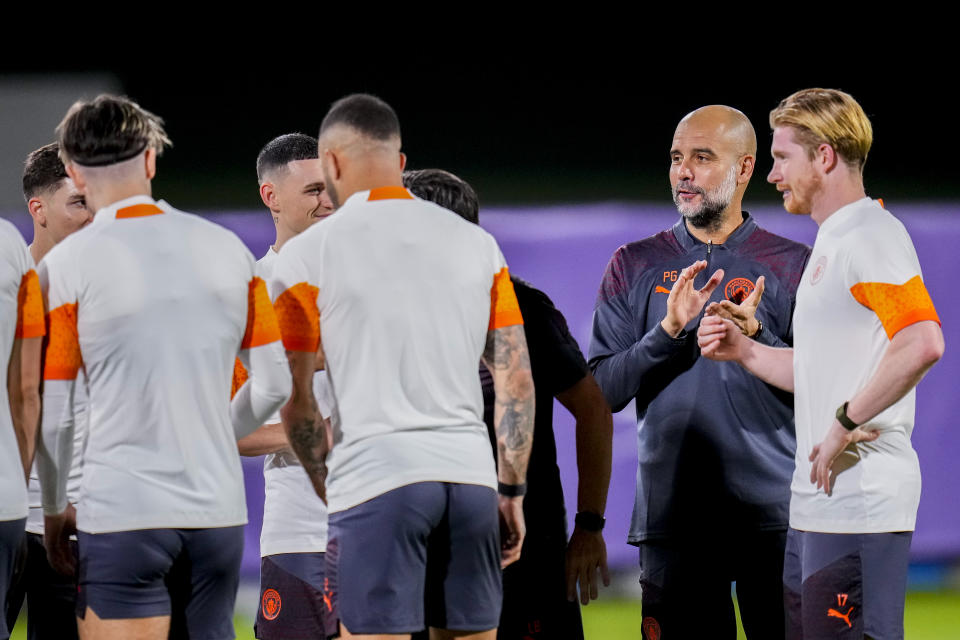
[810,255,828,285]
[724,278,755,303]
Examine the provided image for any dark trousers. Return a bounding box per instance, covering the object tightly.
[5,532,79,640]
[638,529,788,639]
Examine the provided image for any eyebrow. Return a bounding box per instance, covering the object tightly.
[669,147,717,157]
[303,182,325,192]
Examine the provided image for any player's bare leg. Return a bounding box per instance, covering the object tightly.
[430,628,496,640]
[77,607,169,640]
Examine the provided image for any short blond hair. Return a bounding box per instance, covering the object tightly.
[769,88,872,171]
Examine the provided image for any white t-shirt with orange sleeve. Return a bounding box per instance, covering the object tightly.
[37,195,289,534]
[270,186,523,514]
[0,219,44,522]
[791,197,941,533]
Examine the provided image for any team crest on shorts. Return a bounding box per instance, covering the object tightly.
[810,256,828,285]
[641,616,661,640]
[724,278,755,303]
[261,588,282,620]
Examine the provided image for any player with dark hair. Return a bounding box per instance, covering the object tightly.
[38,94,292,640]
[700,88,944,639]
[589,105,811,639]
[404,168,613,640]
[4,143,91,640]
[271,93,535,639]
[0,218,44,640]
[238,132,336,640]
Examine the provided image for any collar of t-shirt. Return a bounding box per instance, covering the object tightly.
[671,211,757,252]
[817,197,874,237]
[92,195,169,225]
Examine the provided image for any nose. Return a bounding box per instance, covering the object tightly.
[676,157,694,182]
[767,164,779,184]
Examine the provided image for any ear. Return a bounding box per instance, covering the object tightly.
[260,181,278,210]
[27,197,47,226]
[65,163,86,192]
[324,148,342,182]
[738,154,755,184]
[817,143,838,174]
[144,148,157,180]
[399,151,407,172]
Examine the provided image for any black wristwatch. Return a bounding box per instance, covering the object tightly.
[750,319,764,339]
[835,401,859,431]
[575,511,606,532]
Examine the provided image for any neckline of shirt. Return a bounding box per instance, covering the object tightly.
[93,195,169,224]
[671,211,757,252]
[817,197,875,237]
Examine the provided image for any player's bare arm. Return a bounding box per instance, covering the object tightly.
[698,316,795,391]
[482,323,534,568]
[660,260,724,337]
[237,422,292,456]
[280,350,329,501]
[8,336,42,480]
[556,374,612,605]
[704,275,765,336]
[810,320,944,495]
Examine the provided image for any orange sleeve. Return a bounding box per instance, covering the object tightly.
[274,282,320,352]
[231,357,249,399]
[241,277,282,349]
[850,275,941,339]
[15,269,45,339]
[489,267,524,330]
[44,303,82,380]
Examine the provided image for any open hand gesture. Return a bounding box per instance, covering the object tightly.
[705,275,765,337]
[660,260,725,337]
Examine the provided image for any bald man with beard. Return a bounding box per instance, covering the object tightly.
[588,106,811,638]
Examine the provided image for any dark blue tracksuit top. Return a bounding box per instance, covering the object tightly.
[588,213,811,544]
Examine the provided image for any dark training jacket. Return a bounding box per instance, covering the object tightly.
[588,214,811,544]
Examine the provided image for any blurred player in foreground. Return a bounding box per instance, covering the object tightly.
[271,93,534,640]
[5,143,91,640]
[589,106,811,638]
[699,88,944,639]
[38,94,292,640]
[403,168,613,640]
[238,133,337,640]
[0,216,44,640]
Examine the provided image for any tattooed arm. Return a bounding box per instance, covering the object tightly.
[280,350,330,501]
[481,323,535,567]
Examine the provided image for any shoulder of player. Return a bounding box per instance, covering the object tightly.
[0,218,26,258]
[511,275,555,314]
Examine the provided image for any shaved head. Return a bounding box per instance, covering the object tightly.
[676,105,757,158]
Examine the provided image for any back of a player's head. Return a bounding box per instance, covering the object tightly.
[22,143,68,202]
[56,94,171,168]
[403,169,479,224]
[769,88,872,171]
[257,133,319,183]
[319,93,401,143]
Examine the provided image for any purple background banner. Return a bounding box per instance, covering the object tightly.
[3,201,957,576]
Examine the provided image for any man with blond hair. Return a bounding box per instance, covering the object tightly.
[699,88,944,639]
[38,94,292,640]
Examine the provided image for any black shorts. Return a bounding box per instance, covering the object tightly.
[254,552,338,640]
[5,532,79,640]
[637,529,787,639]
[77,526,243,639]
[0,518,25,640]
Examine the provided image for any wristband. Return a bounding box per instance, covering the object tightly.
[835,401,859,431]
[498,482,526,497]
[750,319,763,339]
[575,511,606,532]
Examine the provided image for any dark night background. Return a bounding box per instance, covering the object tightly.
[0,56,945,210]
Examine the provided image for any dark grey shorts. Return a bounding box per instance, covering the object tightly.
[77,526,243,640]
[784,527,912,640]
[254,552,337,640]
[326,482,501,635]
